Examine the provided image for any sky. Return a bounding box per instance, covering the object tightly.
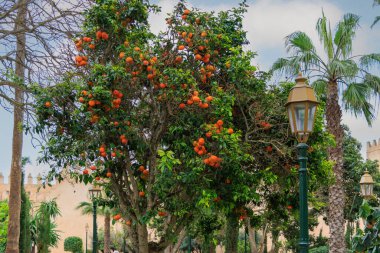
[0,0,379,182]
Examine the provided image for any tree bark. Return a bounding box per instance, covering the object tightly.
[6,0,27,252]
[225,214,239,253]
[168,229,186,253]
[104,212,111,253]
[245,219,258,253]
[326,81,346,253]
[137,223,149,253]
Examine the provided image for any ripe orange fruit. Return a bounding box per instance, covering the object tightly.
[143,169,149,175]
[159,83,166,89]
[139,165,145,172]
[45,101,52,108]
[119,52,125,59]
[201,31,207,37]
[198,138,205,145]
[90,165,96,171]
[88,100,96,107]
[175,56,183,63]
[192,96,200,103]
[95,176,101,181]
[121,138,128,145]
[178,45,185,50]
[126,220,131,226]
[143,60,149,65]
[139,191,145,197]
[216,120,223,127]
[206,96,213,102]
[206,132,212,138]
[187,99,193,105]
[179,103,186,109]
[201,103,209,108]
[106,171,112,177]
[99,147,105,153]
[83,169,89,175]
[96,31,102,39]
[134,47,140,51]
[126,57,133,64]
[195,18,201,24]
[111,152,116,157]
[195,54,202,61]
[183,9,190,15]
[227,128,234,134]
[79,97,85,103]
[101,32,109,40]
[113,214,121,221]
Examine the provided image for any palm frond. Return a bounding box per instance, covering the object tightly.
[270,57,299,77]
[371,16,380,28]
[360,53,380,70]
[334,13,360,58]
[316,10,334,60]
[76,201,94,215]
[285,31,316,54]
[374,0,380,6]
[364,74,380,95]
[330,59,359,81]
[312,79,328,97]
[343,82,374,125]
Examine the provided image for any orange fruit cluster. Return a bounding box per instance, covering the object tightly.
[75,55,88,66]
[259,121,272,129]
[120,134,128,145]
[185,91,211,109]
[96,30,109,40]
[203,154,222,168]
[193,137,207,155]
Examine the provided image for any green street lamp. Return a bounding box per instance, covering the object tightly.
[285,73,319,253]
[360,171,374,199]
[89,185,101,253]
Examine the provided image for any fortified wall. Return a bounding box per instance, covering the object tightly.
[367,139,380,167]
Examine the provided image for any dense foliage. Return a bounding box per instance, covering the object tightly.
[0,200,9,252]
[64,236,83,253]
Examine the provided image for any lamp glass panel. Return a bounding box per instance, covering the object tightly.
[287,107,295,133]
[294,103,306,132]
[307,103,316,132]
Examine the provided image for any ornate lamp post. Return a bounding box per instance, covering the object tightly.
[360,171,374,199]
[285,73,319,253]
[89,186,101,253]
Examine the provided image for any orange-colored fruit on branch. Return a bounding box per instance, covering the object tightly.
[139,191,145,197]
[179,103,186,109]
[227,128,234,134]
[45,101,52,108]
[113,214,121,221]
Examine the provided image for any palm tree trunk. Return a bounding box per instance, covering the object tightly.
[326,81,346,253]
[6,0,27,252]
[245,218,258,253]
[104,212,111,253]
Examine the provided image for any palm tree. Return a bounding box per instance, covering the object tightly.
[271,12,380,252]
[372,0,380,28]
[76,201,112,253]
[30,200,61,253]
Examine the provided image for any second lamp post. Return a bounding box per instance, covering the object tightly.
[285,73,319,253]
[89,186,102,253]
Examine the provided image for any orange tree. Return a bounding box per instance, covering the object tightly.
[33,1,264,252]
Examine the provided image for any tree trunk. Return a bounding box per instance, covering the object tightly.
[225,214,239,253]
[245,219,258,253]
[326,81,346,253]
[6,1,27,252]
[137,223,149,253]
[104,212,111,253]
[168,229,186,253]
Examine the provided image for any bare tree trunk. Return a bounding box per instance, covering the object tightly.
[326,81,346,253]
[169,229,186,253]
[258,224,268,253]
[137,223,149,253]
[104,212,111,253]
[245,219,258,253]
[6,0,27,252]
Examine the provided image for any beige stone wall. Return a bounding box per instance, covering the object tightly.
[0,174,104,253]
[367,139,380,168]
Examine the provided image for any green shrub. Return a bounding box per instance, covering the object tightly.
[309,246,328,253]
[64,236,83,253]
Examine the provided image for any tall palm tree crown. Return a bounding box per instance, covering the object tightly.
[271,12,380,253]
